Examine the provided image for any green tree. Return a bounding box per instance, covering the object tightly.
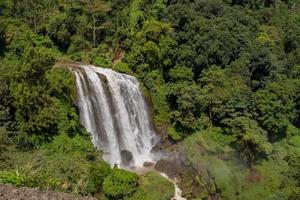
[168,81,201,133]
[249,46,274,90]
[254,79,299,141]
[46,13,73,51]
[82,0,111,47]
[126,19,173,74]
[230,0,276,9]
[226,117,273,167]
[199,66,251,125]
[10,0,58,29]
[283,22,300,53]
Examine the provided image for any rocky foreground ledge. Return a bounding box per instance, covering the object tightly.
[0,184,96,200]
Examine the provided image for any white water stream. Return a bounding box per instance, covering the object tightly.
[160,173,187,200]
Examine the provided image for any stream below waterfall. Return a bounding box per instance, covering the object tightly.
[160,173,187,200]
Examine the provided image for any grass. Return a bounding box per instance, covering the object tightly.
[139,172,174,200]
[0,134,103,194]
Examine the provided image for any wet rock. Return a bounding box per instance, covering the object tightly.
[155,155,201,199]
[121,150,133,165]
[143,162,155,167]
[155,157,184,179]
[151,144,161,153]
[152,122,169,142]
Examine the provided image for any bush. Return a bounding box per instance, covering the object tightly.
[0,170,26,187]
[92,56,112,68]
[102,168,139,200]
[85,160,111,194]
[1,134,105,194]
[126,189,153,200]
[0,127,9,160]
[114,61,132,74]
[168,126,182,141]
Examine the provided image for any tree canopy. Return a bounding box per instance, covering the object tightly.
[0,0,300,199]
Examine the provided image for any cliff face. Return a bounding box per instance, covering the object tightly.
[0,184,96,200]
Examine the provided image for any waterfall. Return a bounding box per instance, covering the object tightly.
[72,64,186,200]
[72,65,159,167]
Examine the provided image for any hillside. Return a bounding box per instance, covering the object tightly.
[1,0,300,200]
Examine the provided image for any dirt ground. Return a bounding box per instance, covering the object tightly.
[0,184,96,200]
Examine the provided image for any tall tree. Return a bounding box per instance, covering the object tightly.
[82,0,110,47]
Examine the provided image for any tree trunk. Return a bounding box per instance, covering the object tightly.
[16,0,21,18]
[92,14,96,47]
[209,101,213,127]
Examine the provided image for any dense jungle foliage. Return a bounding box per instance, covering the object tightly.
[0,0,300,199]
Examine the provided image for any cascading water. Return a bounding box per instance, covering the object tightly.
[72,65,159,167]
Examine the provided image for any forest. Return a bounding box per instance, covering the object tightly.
[0,0,300,199]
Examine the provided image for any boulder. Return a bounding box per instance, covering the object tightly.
[121,150,133,166]
[143,162,155,167]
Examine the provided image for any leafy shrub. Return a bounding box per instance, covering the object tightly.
[289,136,300,148]
[102,168,139,200]
[25,172,62,191]
[92,56,112,68]
[126,189,153,200]
[168,126,182,141]
[0,170,26,187]
[0,127,10,161]
[0,134,106,194]
[85,160,111,194]
[115,61,132,74]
